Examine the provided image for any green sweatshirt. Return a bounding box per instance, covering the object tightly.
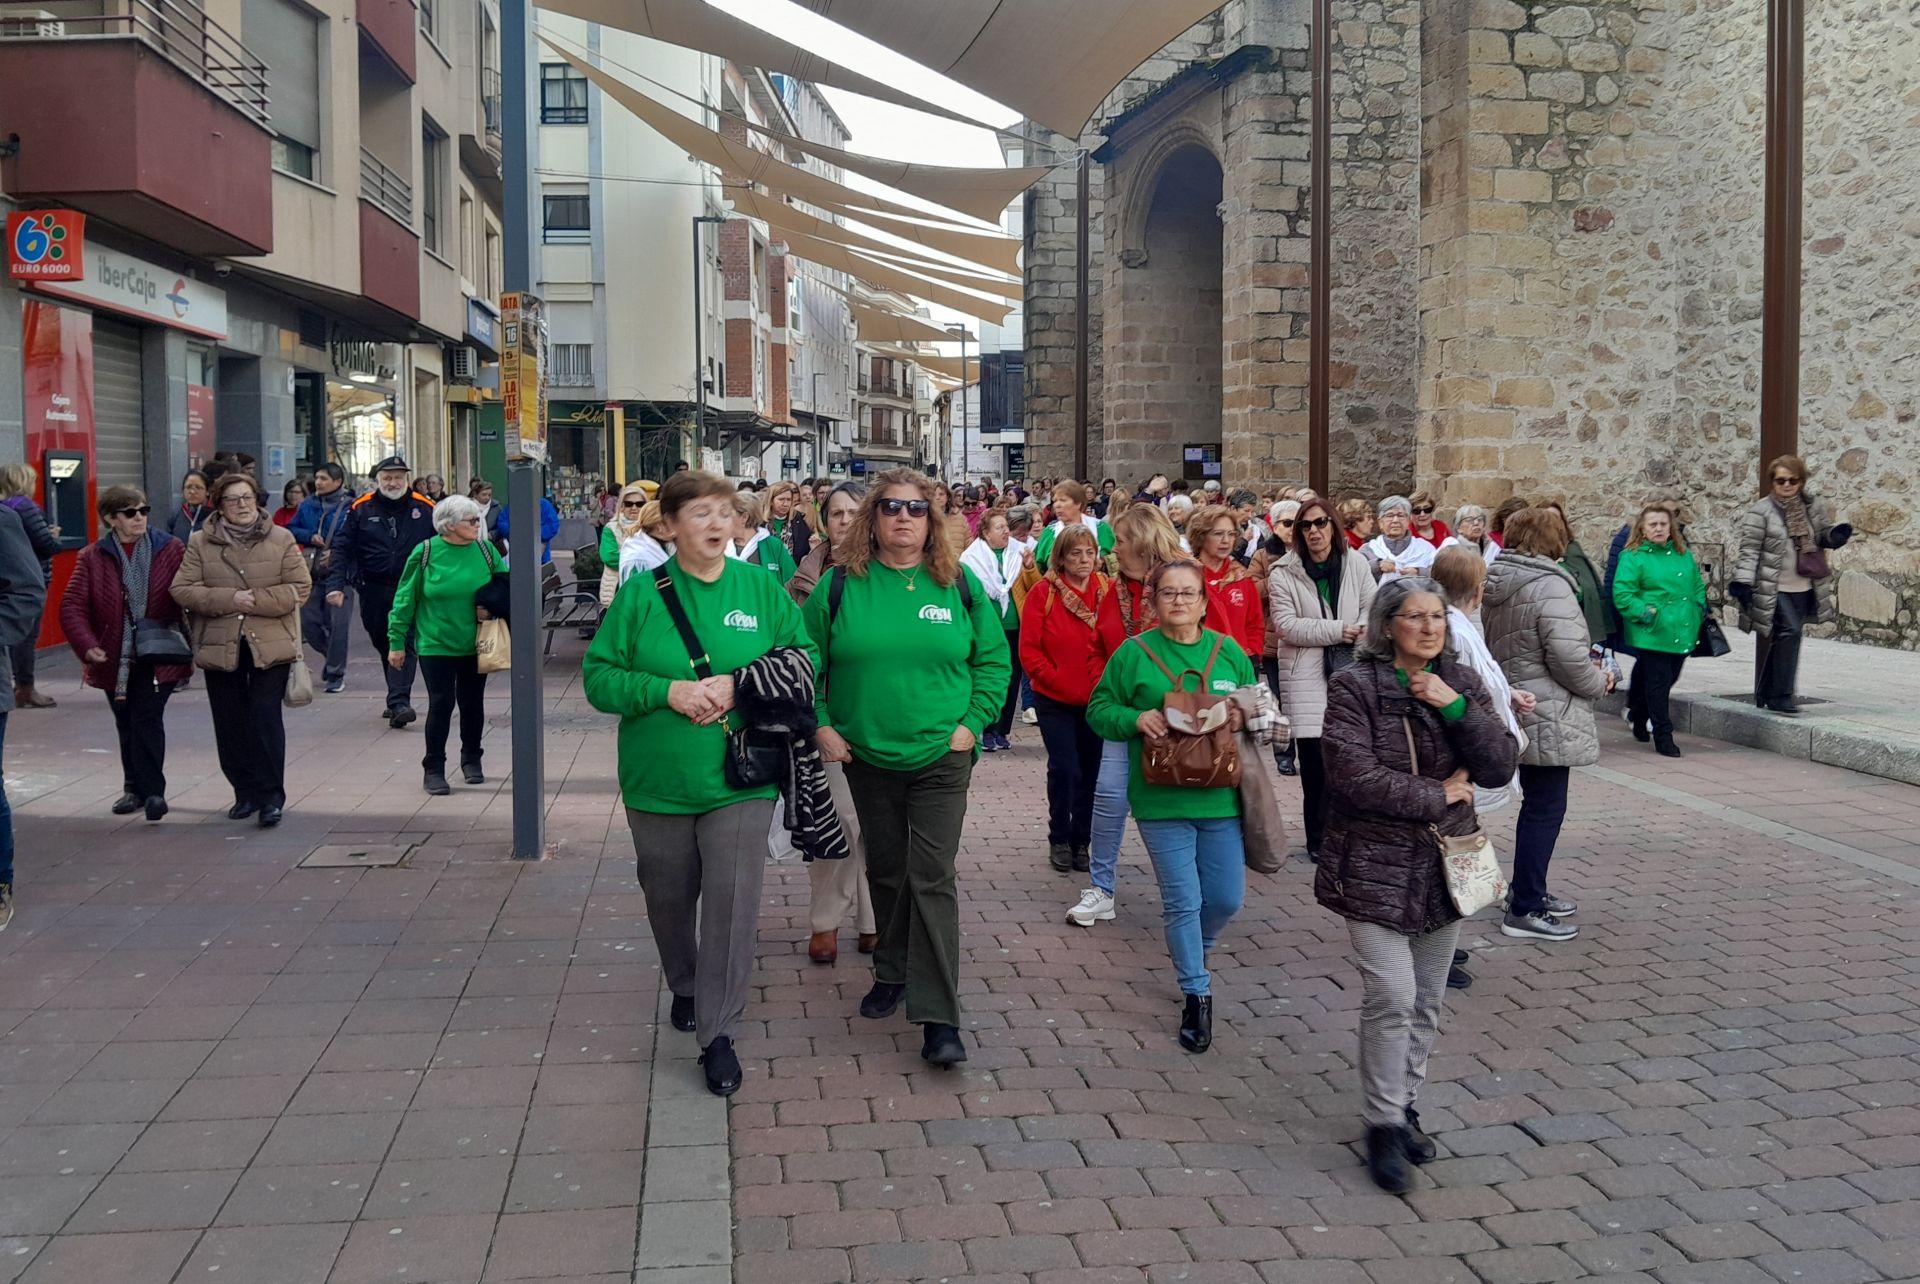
[388,537,501,657]
[803,563,1011,772]
[1032,517,1115,571]
[1086,627,1256,821]
[1612,540,1706,655]
[745,534,798,585]
[583,556,817,814]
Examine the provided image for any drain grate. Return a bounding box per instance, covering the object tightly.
[300,844,416,869]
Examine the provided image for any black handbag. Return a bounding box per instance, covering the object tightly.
[1693,614,1731,658]
[652,568,785,790]
[123,595,193,664]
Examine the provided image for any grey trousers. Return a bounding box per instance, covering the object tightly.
[626,799,774,1047]
[1347,917,1462,1128]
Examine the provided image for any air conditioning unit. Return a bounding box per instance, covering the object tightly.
[446,346,478,382]
[0,10,64,37]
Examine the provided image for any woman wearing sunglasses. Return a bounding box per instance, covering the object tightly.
[58,487,192,821]
[1087,559,1255,1054]
[1269,498,1378,863]
[802,469,1010,1068]
[598,481,656,606]
[1407,490,1451,547]
[1731,455,1852,715]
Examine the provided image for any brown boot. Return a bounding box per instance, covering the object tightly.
[857,933,878,955]
[14,686,55,709]
[808,931,838,964]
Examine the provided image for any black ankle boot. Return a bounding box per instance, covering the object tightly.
[461,757,484,784]
[1366,1124,1414,1194]
[1403,1107,1437,1164]
[921,1023,967,1066]
[699,1036,741,1096]
[423,765,451,795]
[1178,994,1213,1053]
[1654,735,1682,758]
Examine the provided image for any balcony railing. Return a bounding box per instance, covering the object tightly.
[360,146,413,225]
[481,66,502,151]
[0,0,270,127]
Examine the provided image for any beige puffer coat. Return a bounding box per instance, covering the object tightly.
[1482,551,1608,767]
[171,520,312,671]
[1267,547,1376,740]
[1732,494,1837,636]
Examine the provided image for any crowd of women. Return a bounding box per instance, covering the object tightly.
[0,451,1855,1195]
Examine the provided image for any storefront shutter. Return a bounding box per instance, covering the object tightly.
[91,318,147,493]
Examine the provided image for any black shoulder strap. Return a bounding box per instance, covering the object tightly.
[958,569,973,611]
[828,566,846,624]
[652,567,714,680]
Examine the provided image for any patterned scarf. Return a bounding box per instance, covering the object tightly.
[1775,491,1815,555]
[1116,575,1155,637]
[1046,571,1109,629]
[106,534,152,698]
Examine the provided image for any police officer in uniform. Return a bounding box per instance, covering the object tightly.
[325,456,436,727]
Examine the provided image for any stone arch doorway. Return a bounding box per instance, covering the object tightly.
[1104,142,1225,486]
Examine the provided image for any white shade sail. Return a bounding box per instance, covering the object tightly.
[849,297,974,346]
[870,344,971,379]
[723,184,1016,284]
[545,41,988,230]
[535,0,995,129]
[797,0,1230,137]
[805,197,1022,277]
[778,228,1014,324]
[847,246,1020,302]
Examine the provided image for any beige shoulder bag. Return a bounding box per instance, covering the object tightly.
[1403,716,1506,916]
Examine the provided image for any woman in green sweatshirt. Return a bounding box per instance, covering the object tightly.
[1611,503,1706,757]
[732,491,798,583]
[802,468,1011,1069]
[583,470,817,1098]
[387,495,506,796]
[1086,559,1254,1055]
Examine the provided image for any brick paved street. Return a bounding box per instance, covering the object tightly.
[3,644,1920,1283]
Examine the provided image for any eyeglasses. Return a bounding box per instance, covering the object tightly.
[1772,475,1802,486]
[878,498,931,517]
[1411,506,1435,515]
[1155,588,1204,603]
[1394,612,1448,627]
[621,500,646,509]
[221,494,257,507]
[457,515,483,525]
[1298,517,1332,530]
[111,505,152,518]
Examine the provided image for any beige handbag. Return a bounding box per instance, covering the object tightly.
[475,617,512,675]
[284,656,315,708]
[1403,717,1506,916]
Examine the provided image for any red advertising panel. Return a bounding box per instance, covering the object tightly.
[7,210,86,281]
[22,300,96,647]
[187,384,216,467]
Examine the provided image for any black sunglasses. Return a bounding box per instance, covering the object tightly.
[1298,517,1333,530]
[112,505,153,518]
[878,498,931,518]
[1411,506,1435,515]
[621,499,646,508]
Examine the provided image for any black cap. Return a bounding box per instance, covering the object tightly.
[373,455,411,474]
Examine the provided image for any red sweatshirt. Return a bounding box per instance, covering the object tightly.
[1096,575,1152,656]
[1020,574,1114,706]
[1413,519,1452,544]
[1200,559,1265,661]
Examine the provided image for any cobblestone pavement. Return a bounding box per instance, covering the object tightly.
[2,645,1919,1283]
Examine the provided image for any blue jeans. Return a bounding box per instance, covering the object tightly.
[1087,741,1130,894]
[1137,816,1246,996]
[1510,764,1570,916]
[0,710,12,885]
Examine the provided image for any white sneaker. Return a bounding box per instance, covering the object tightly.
[1021,706,1038,726]
[1066,888,1115,926]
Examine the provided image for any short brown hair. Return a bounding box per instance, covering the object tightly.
[1767,454,1808,484]
[1409,489,1438,510]
[658,469,734,521]
[209,472,265,507]
[1187,504,1239,547]
[98,485,149,518]
[1501,506,1568,560]
[1048,521,1099,572]
[1430,544,1487,604]
[1629,503,1689,553]
[1491,496,1531,534]
[1336,497,1372,526]
[1052,479,1093,509]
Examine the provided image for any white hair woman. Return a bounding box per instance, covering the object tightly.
[1440,504,1497,565]
[1363,496,1439,582]
[387,494,507,794]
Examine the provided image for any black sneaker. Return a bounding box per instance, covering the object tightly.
[461,759,485,785]
[921,1023,967,1067]
[669,993,696,1033]
[324,676,346,694]
[699,1036,742,1096]
[859,981,906,1020]
[1452,949,1468,966]
[1446,965,1473,990]
[389,705,418,729]
[1071,846,1090,873]
[1403,1108,1437,1164]
[1178,994,1213,1053]
[111,792,142,816]
[144,796,169,823]
[1048,843,1072,873]
[1366,1124,1414,1194]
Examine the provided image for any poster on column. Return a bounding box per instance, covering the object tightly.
[187,384,216,468]
[21,300,95,647]
[500,291,548,463]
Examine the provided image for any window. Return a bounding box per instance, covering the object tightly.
[542,192,590,244]
[551,344,593,387]
[417,0,435,41]
[484,224,502,299]
[243,0,323,180]
[788,279,802,334]
[458,192,473,283]
[421,122,447,254]
[541,63,588,124]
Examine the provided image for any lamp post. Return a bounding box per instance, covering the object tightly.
[691,213,727,453]
[811,369,827,477]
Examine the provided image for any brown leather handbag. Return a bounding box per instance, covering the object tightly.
[1135,637,1242,789]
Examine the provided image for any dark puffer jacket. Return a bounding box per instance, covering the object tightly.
[58,530,194,690]
[1314,658,1519,935]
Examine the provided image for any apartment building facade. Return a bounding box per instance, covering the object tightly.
[0,0,505,644]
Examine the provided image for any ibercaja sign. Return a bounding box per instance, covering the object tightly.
[6,210,86,281]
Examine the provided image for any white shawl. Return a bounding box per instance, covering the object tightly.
[1448,605,1524,811]
[733,527,771,563]
[959,536,1018,613]
[617,529,672,582]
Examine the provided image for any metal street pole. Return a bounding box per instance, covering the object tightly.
[1760,0,1803,477]
[1308,0,1331,496]
[1073,151,1090,481]
[501,0,543,859]
[951,325,970,484]
[812,370,826,476]
[692,214,726,456]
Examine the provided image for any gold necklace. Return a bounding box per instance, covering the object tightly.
[898,563,921,592]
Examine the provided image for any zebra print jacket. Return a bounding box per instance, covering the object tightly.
[736,646,848,863]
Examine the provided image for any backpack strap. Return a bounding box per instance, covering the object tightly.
[1198,635,1226,683]
[652,567,715,681]
[827,565,846,624]
[1133,637,1202,693]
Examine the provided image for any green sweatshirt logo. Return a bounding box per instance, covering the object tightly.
[917,604,955,624]
[723,609,759,631]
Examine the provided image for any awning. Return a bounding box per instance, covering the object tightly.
[723,185,1016,284]
[848,297,972,346]
[847,246,1021,302]
[867,344,972,380]
[802,196,1021,277]
[776,227,1015,325]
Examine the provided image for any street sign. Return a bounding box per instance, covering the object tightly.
[500,292,548,462]
[7,210,85,281]
[850,459,868,476]
[781,455,801,469]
